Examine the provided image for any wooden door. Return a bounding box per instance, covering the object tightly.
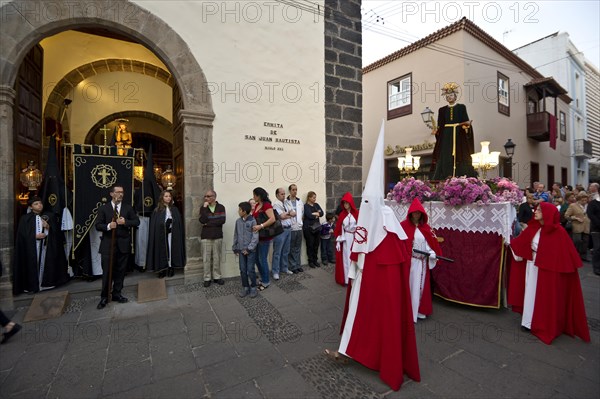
[14,44,44,225]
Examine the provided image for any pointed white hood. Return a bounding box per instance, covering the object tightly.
[351,120,407,268]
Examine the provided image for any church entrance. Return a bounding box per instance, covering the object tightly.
[0,1,216,307]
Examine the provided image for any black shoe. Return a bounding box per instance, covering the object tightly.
[593,270,600,276]
[292,269,300,274]
[167,268,175,277]
[520,326,530,332]
[157,270,167,278]
[321,261,327,266]
[112,295,128,303]
[309,263,316,268]
[315,262,321,267]
[297,268,304,273]
[97,298,108,309]
[135,265,146,273]
[214,279,225,285]
[1,324,22,344]
[203,280,211,287]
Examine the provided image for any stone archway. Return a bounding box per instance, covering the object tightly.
[0,0,216,307]
[44,58,175,124]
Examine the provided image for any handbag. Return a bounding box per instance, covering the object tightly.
[258,209,284,238]
[309,219,322,233]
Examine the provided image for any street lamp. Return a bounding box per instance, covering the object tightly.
[503,138,516,159]
[471,141,500,180]
[420,107,436,130]
[397,147,421,176]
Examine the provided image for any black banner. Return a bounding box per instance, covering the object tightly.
[72,145,134,251]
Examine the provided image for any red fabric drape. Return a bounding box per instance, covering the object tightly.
[549,114,557,150]
[431,228,503,308]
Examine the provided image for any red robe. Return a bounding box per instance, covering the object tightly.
[334,192,359,286]
[508,202,590,344]
[341,233,420,390]
[400,198,443,318]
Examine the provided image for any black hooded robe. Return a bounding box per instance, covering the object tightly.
[13,211,69,295]
[146,206,186,273]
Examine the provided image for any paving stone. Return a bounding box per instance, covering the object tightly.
[148,312,187,338]
[294,353,381,399]
[211,379,263,398]
[255,363,321,399]
[102,359,153,396]
[150,333,197,380]
[193,337,239,368]
[47,350,105,399]
[202,349,285,393]
[0,340,67,394]
[104,369,206,399]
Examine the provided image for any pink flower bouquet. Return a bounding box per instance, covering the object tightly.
[439,176,494,206]
[393,177,435,204]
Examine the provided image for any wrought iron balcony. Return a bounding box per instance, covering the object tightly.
[574,139,593,158]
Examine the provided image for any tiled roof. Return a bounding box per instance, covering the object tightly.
[363,17,544,81]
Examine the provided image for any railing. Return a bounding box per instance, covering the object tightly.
[574,139,593,158]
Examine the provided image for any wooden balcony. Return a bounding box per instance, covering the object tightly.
[527,111,550,142]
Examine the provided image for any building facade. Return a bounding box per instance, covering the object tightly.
[584,59,600,181]
[363,18,571,192]
[514,32,593,186]
[0,0,362,307]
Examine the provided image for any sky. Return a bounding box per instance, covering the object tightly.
[361,0,600,69]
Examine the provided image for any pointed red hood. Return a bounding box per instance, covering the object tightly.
[400,198,442,259]
[334,192,359,237]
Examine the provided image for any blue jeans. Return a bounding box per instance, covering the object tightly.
[288,230,303,270]
[239,251,257,288]
[321,237,335,263]
[257,240,271,285]
[272,228,291,274]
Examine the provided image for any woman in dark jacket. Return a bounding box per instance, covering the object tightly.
[146,190,186,278]
[303,191,324,268]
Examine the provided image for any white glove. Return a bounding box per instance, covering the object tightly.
[429,250,437,261]
[336,242,341,252]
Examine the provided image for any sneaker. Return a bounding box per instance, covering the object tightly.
[284,270,294,275]
[273,273,280,280]
[249,287,258,298]
[417,313,426,319]
[239,287,250,298]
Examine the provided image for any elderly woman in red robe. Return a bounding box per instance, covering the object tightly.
[334,192,358,286]
[400,198,443,323]
[509,201,590,344]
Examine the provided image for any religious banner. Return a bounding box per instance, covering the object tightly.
[72,145,134,252]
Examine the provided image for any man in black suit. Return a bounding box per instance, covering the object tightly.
[95,185,140,309]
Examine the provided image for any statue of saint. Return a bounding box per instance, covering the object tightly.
[115,119,133,156]
[430,83,477,180]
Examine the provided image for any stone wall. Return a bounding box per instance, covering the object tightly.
[325,0,363,211]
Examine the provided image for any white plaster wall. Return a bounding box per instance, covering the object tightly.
[132,0,326,275]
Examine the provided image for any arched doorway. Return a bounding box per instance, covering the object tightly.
[0,1,216,307]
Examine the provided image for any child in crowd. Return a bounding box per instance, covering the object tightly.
[320,213,336,266]
[232,202,259,298]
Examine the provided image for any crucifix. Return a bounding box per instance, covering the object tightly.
[99,125,110,155]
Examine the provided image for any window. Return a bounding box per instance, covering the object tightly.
[559,111,566,141]
[387,73,412,119]
[498,72,509,116]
